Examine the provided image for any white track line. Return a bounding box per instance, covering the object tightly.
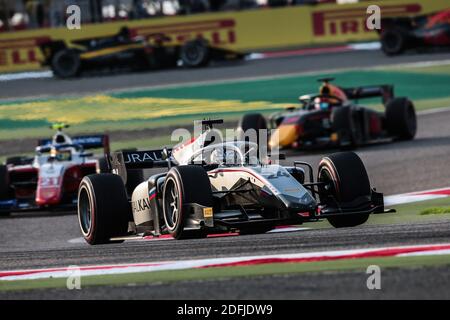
[0,71,53,82]
[2,243,450,281]
[384,186,450,206]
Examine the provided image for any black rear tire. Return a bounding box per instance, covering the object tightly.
[385,97,417,140]
[0,165,9,199]
[381,28,406,55]
[162,165,213,239]
[318,152,371,228]
[51,49,81,78]
[0,165,11,216]
[331,107,362,148]
[180,40,210,67]
[77,174,130,245]
[237,113,268,148]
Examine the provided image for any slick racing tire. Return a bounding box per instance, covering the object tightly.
[237,113,268,148]
[381,28,406,56]
[162,165,213,239]
[331,107,362,148]
[78,174,130,245]
[180,40,210,67]
[51,49,81,78]
[0,165,11,216]
[0,165,10,199]
[318,152,371,228]
[385,97,417,140]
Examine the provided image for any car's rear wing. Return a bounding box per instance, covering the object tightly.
[109,148,172,182]
[342,85,394,105]
[38,134,110,154]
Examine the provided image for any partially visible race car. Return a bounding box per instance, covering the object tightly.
[378,9,450,55]
[76,119,393,244]
[0,124,110,215]
[238,78,417,150]
[39,27,244,78]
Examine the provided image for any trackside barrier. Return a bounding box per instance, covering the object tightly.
[0,0,448,73]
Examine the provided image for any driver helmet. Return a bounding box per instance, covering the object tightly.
[314,83,347,110]
[210,148,238,165]
[52,132,72,145]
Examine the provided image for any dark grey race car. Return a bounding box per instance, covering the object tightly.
[77,120,394,244]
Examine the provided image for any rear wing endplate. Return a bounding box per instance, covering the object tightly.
[109,149,172,183]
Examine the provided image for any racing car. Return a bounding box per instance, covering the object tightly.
[76,119,393,244]
[378,8,450,55]
[39,27,244,78]
[0,124,110,215]
[238,78,417,150]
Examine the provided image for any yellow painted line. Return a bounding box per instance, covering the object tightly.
[80,44,145,59]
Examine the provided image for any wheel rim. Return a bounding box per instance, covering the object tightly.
[318,167,338,204]
[78,187,92,236]
[384,32,401,52]
[183,44,204,65]
[163,177,181,231]
[186,46,200,61]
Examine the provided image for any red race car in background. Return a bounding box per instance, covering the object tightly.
[379,8,450,55]
[0,124,109,215]
[238,78,417,151]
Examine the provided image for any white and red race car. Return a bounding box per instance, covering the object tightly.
[0,124,109,215]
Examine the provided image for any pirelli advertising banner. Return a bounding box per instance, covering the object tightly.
[0,0,449,73]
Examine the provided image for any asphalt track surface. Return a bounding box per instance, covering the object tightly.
[2,50,450,99]
[1,50,450,299]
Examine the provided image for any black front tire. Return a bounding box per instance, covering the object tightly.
[78,174,130,245]
[385,97,417,140]
[318,152,371,228]
[162,165,213,239]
